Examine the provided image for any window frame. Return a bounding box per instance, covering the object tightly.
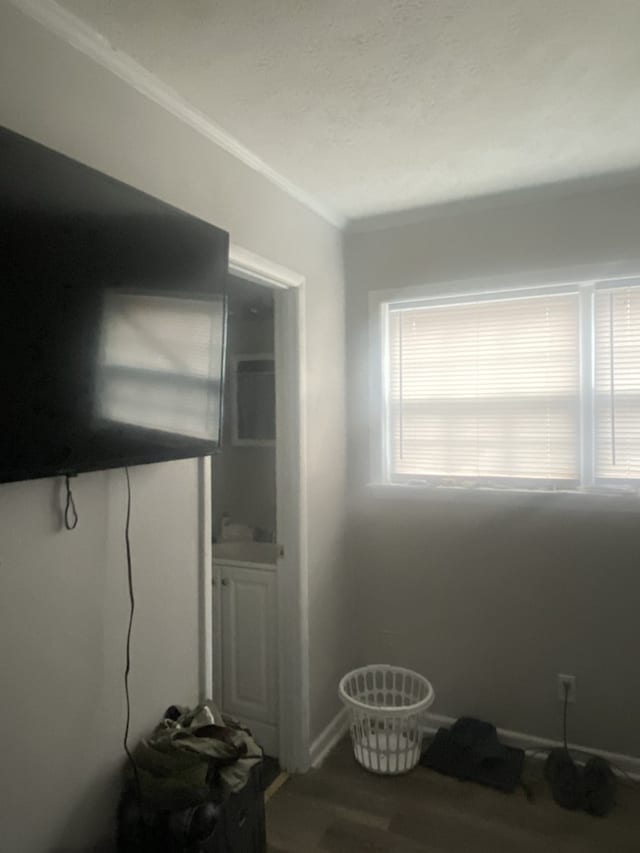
[370,269,640,496]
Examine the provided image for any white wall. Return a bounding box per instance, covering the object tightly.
[0,461,202,853]
[0,5,349,851]
[344,180,640,758]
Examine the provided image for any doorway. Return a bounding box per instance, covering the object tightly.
[213,278,276,544]
[213,276,278,755]
[201,245,310,773]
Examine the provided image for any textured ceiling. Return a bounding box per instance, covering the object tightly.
[58,0,640,224]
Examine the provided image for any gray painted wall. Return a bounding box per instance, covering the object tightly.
[212,278,276,540]
[344,180,640,758]
[0,460,202,852]
[0,5,349,851]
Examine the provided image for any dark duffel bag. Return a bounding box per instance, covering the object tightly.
[117,762,265,853]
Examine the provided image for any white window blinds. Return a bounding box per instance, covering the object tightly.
[98,292,224,440]
[387,292,580,486]
[594,284,640,481]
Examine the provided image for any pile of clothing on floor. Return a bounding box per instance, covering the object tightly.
[132,700,262,808]
[117,701,265,852]
[421,717,525,793]
[421,716,616,817]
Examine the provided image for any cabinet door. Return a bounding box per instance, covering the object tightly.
[221,565,278,726]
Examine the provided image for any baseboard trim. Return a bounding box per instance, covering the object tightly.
[422,712,640,780]
[310,707,351,768]
[309,708,640,779]
[264,771,290,804]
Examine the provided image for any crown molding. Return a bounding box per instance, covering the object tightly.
[9,0,344,229]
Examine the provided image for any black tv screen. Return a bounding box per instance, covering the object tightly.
[0,127,229,484]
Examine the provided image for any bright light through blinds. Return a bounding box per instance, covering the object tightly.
[387,292,580,485]
[98,291,224,440]
[595,285,640,480]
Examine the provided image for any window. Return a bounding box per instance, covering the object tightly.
[376,279,640,491]
[594,286,640,480]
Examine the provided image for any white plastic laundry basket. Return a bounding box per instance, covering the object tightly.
[339,665,435,775]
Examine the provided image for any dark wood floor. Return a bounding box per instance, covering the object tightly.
[267,738,640,852]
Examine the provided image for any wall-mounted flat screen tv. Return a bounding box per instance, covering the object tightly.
[0,126,229,484]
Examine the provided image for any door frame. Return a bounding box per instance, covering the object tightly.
[199,244,310,773]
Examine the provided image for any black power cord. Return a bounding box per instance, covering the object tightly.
[562,681,570,753]
[64,474,79,530]
[123,467,143,810]
[559,682,637,790]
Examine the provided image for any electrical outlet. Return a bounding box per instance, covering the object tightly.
[557,673,576,703]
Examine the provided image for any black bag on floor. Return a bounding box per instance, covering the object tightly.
[117,761,266,853]
[421,717,524,794]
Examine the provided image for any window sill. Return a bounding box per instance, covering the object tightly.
[366,482,640,512]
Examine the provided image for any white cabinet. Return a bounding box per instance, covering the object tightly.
[216,561,278,755]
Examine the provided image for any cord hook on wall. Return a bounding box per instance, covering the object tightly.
[64,474,79,531]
